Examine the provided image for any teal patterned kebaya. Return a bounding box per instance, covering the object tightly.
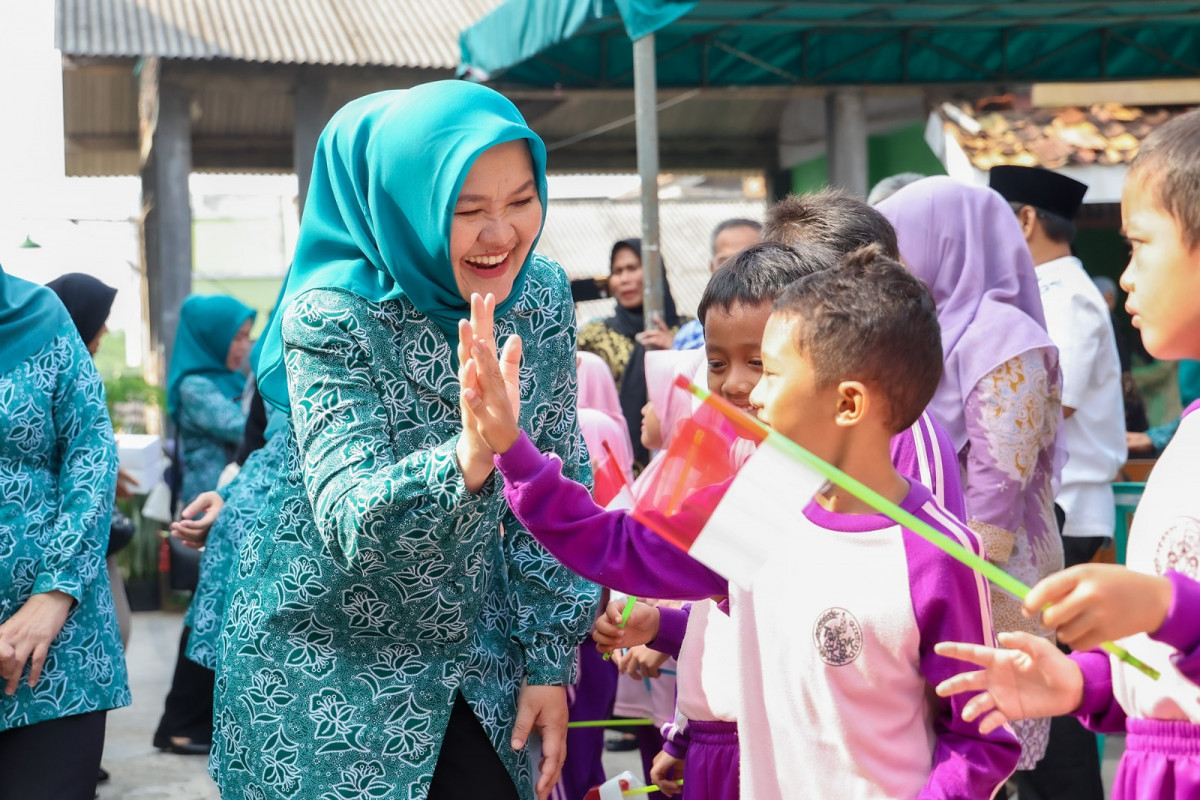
[211,257,599,799]
[0,321,130,732]
[184,427,289,670]
[175,375,248,506]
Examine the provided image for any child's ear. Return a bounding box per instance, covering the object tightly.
[834,381,868,427]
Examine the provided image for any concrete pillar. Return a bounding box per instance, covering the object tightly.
[825,89,869,197]
[138,57,193,388]
[293,74,330,219]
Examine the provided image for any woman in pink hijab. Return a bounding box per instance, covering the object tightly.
[878,177,1064,769]
[576,351,635,495]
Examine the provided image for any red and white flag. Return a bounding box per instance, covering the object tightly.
[631,391,826,588]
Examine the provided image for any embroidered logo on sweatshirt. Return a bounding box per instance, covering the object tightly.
[814,607,862,666]
[1154,516,1200,578]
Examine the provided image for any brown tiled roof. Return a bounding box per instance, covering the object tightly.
[939,96,1194,171]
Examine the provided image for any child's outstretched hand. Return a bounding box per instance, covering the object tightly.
[593,598,660,655]
[934,631,1084,734]
[461,316,523,456]
[1023,563,1173,652]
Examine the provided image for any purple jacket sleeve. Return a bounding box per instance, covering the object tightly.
[496,434,728,601]
[1068,571,1200,734]
[649,605,691,660]
[890,413,968,523]
[661,710,690,759]
[1070,650,1128,733]
[903,528,1021,799]
[1153,571,1200,686]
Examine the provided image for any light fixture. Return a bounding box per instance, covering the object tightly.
[19,235,40,249]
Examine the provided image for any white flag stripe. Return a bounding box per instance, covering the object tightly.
[604,484,636,512]
[688,440,826,589]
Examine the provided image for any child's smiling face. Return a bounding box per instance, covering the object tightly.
[703,300,774,416]
[1121,172,1200,360]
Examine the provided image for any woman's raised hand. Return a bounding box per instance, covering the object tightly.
[461,330,523,456]
[456,293,523,488]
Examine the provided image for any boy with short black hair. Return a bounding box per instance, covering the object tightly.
[459,244,1019,798]
[936,107,1200,800]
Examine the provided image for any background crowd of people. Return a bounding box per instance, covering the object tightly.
[1,80,1198,800]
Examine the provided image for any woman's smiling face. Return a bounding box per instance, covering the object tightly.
[450,140,542,304]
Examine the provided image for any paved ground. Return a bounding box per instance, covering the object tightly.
[99,611,1121,798]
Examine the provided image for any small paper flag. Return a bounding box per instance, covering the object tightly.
[663,376,1160,681]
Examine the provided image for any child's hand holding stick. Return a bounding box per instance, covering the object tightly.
[1023,563,1174,652]
[594,598,659,657]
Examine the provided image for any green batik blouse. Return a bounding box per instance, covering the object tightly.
[0,322,130,732]
[177,374,247,506]
[211,255,599,800]
[185,427,289,670]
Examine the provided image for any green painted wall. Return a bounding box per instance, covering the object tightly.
[791,122,946,195]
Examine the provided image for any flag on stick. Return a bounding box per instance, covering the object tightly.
[634,376,1160,681]
[593,440,634,508]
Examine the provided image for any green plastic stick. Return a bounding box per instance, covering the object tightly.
[566,718,655,729]
[679,379,1161,682]
[602,595,639,661]
[624,780,683,796]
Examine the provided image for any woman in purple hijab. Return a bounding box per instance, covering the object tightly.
[878,177,1065,770]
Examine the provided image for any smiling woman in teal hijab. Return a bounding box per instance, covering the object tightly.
[212,82,596,800]
[255,81,546,411]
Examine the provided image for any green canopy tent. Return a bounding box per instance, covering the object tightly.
[461,0,1200,323]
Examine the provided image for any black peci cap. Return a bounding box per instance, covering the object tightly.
[989,165,1089,221]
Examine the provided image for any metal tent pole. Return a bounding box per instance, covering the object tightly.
[633,33,664,334]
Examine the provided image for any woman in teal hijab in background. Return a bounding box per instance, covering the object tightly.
[166,294,255,507]
[154,293,255,757]
[212,82,596,800]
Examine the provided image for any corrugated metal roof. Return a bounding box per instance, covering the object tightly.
[56,0,501,68]
[536,197,767,319]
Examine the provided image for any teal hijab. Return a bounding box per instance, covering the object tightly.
[255,81,549,411]
[167,294,256,420]
[0,262,71,372]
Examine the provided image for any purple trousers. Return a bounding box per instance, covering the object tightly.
[1113,718,1200,800]
[555,645,619,800]
[683,720,739,800]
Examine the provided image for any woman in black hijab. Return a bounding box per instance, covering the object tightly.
[46,273,119,356]
[577,238,686,471]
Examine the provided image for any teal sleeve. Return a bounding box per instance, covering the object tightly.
[178,376,246,445]
[34,335,118,602]
[282,296,493,572]
[504,277,602,686]
[1147,417,1181,455]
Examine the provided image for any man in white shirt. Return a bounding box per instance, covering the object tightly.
[990,164,1127,800]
